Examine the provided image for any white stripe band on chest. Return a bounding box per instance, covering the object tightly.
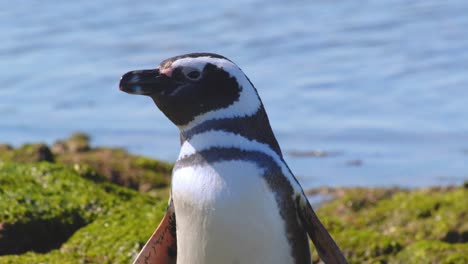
[177,130,300,194]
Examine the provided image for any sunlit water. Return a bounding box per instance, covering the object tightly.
[1,0,468,189]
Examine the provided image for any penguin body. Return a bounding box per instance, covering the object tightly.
[119,53,347,264]
[173,159,295,264]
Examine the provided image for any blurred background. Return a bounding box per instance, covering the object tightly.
[2,0,468,189]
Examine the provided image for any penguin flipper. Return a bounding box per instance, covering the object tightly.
[297,195,348,264]
[133,199,177,264]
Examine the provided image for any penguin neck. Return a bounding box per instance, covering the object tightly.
[178,106,283,158]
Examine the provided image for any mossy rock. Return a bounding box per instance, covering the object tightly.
[0,162,168,263]
[0,133,173,192]
[53,132,173,192]
[0,162,118,254]
[0,143,54,163]
[391,240,468,264]
[370,188,467,244]
[56,147,172,192]
[52,132,90,154]
[0,250,83,264]
[0,197,166,263]
[61,196,166,263]
[0,144,13,152]
[311,228,402,264]
[317,186,468,263]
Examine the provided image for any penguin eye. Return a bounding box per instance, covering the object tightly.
[186,70,201,80]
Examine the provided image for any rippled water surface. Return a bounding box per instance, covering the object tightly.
[1,0,468,188]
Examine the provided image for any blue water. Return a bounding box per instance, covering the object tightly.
[1,1,468,189]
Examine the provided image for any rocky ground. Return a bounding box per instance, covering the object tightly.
[0,134,466,263]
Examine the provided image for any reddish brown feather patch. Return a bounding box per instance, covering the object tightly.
[133,203,177,264]
[160,66,173,77]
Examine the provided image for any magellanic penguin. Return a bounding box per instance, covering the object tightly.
[119,53,348,264]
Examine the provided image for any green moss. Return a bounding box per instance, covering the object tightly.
[317,186,468,263]
[311,228,402,263]
[0,162,168,263]
[61,196,166,263]
[0,162,119,254]
[392,240,468,264]
[364,188,468,244]
[0,250,83,264]
[317,229,402,264]
[0,143,54,163]
[0,134,173,192]
[0,197,167,263]
[0,162,116,223]
[56,147,172,192]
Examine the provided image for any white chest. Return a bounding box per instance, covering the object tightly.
[172,160,294,264]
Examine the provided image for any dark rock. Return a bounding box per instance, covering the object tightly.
[0,215,86,255]
[13,144,54,163]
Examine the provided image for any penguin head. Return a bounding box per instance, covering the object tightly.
[120,53,261,128]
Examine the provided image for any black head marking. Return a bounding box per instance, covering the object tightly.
[153,62,241,126]
[120,53,244,126]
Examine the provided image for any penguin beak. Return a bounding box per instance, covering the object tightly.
[119,69,171,96]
